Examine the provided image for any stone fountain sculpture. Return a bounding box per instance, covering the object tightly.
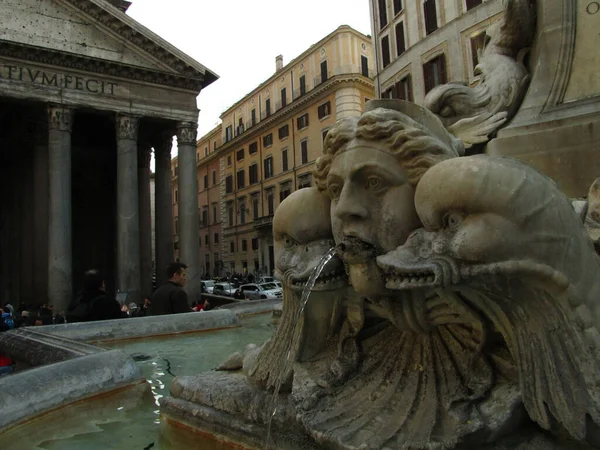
[160,1,600,448]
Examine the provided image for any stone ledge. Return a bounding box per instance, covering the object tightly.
[31,309,240,343]
[0,349,142,429]
[218,299,282,318]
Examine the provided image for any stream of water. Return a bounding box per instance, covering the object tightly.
[264,247,337,449]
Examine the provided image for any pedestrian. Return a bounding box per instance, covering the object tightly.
[149,262,191,315]
[66,269,122,322]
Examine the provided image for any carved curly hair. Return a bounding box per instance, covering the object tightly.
[314,107,462,191]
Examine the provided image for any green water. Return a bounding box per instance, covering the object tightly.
[2,314,275,450]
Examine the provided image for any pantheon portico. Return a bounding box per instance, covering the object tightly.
[0,0,217,311]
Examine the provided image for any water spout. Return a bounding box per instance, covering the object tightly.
[264,247,338,448]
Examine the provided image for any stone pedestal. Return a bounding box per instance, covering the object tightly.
[116,114,141,305]
[47,105,73,312]
[176,122,201,304]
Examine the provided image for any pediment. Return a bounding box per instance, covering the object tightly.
[0,0,217,89]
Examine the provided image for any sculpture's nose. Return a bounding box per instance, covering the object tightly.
[335,184,368,222]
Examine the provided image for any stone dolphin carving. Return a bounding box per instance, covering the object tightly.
[424,0,535,148]
[378,155,600,445]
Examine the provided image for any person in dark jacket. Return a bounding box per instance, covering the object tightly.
[150,262,191,315]
[66,270,122,322]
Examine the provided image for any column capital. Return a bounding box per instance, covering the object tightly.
[116,114,140,141]
[153,130,174,161]
[176,122,198,146]
[48,104,73,132]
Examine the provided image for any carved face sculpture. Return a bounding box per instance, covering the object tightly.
[326,141,421,295]
[273,187,345,291]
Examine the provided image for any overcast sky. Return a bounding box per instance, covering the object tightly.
[127,0,372,139]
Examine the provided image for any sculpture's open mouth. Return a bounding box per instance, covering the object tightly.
[337,236,379,263]
[378,256,460,291]
[283,256,347,292]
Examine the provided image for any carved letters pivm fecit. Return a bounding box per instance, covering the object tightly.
[48,105,73,132]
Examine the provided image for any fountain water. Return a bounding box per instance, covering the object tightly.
[264,247,337,448]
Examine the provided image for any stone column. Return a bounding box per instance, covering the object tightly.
[177,122,201,304]
[48,105,73,312]
[154,131,174,287]
[116,114,141,305]
[138,143,153,299]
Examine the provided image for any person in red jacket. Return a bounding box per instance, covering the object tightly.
[0,352,14,376]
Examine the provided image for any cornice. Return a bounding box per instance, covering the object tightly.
[0,40,204,91]
[215,74,374,153]
[58,0,218,87]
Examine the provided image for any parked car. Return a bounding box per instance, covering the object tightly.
[213,282,236,296]
[234,283,282,300]
[200,280,216,294]
[258,276,275,284]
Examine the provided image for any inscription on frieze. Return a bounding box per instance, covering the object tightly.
[0,63,117,95]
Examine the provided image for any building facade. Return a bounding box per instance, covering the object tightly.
[369,0,504,102]
[192,25,375,278]
[0,0,217,310]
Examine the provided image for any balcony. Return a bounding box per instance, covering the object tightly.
[253,215,274,231]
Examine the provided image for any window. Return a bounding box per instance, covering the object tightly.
[470,32,487,76]
[322,129,329,143]
[225,175,233,194]
[394,0,402,14]
[214,233,219,244]
[204,146,208,156]
[239,201,246,224]
[212,170,216,185]
[395,22,406,56]
[301,140,308,164]
[252,237,259,250]
[297,113,309,130]
[230,241,235,253]
[225,125,233,142]
[249,141,258,155]
[361,55,369,77]
[213,141,217,151]
[236,148,244,161]
[199,236,202,247]
[378,0,388,28]
[242,240,248,252]
[251,109,256,126]
[280,184,292,202]
[228,203,234,227]
[237,170,245,189]
[381,35,391,68]
[202,208,208,226]
[320,61,328,83]
[267,190,274,215]
[174,189,178,203]
[212,204,217,223]
[423,54,447,93]
[264,156,274,178]
[174,219,178,234]
[318,101,331,119]
[265,98,271,117]
[227,155,232,166]
[237,118,244,136]
[204,234,209,246]
[299,75,306,96]
[298,174,312,189]
[278,124,289,140]
[252,196,259,219]
[466,0,483,10]
[424,0,438,35]
[249,164,259,184]
[281,88,287,108]
[282,149,289,172]
[394,75,413,101]
[203,175,208,189]
[263,133,273,147]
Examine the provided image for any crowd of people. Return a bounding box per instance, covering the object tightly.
[0,261,215,376]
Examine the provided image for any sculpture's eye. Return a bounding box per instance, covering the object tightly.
[328,183,341,199]
[443,212,463,229]
[366,176,385,193]
[439,105,454,117]
[284,235,296,249]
